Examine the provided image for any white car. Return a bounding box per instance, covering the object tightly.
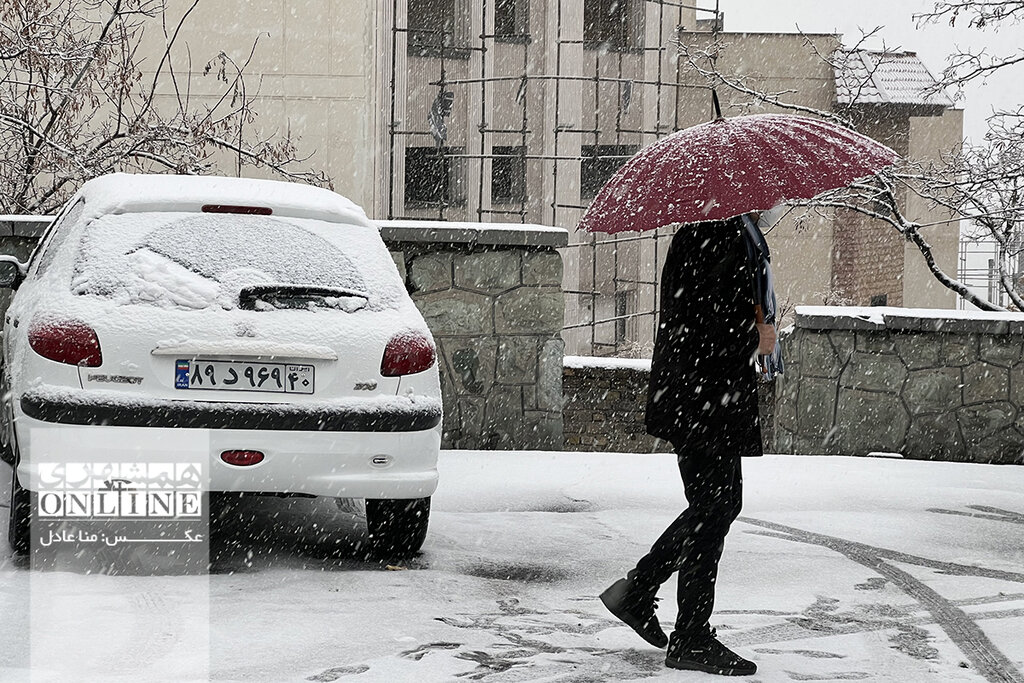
[1,174,441,557]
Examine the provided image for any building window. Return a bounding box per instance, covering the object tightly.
[580,144,637,200]
[491,146,526,203]
[495,0,529,41]
[405,146,466,207]
[584,0,644,51]
[408,0,470,57]
[614,290,632,344]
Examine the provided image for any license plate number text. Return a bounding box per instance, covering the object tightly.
[175,360,314,394]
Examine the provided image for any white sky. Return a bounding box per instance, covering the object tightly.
[697,0,1023,145]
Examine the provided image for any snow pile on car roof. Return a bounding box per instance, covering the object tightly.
[73,174,373,226]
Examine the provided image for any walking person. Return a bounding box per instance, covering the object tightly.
[600,214,778,676]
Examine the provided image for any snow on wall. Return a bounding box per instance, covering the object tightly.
[563,355,652,372]
[798,305,1024,326]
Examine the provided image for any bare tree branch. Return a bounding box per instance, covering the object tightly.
[916,0,1024,125]
[791,172,1007,311]
[677,2,1024,310]
[937,48,1024,93]
[674,33,856,127]
[914,1,1024,29]
[0,0,329,214]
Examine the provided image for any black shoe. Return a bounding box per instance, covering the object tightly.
[599,577,668,648]
[666,630,756,676]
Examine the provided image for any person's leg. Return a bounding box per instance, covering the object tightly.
[663,453,755,676]
[599,442,706,649]
[671,452,743,638]
[629,447,740,592]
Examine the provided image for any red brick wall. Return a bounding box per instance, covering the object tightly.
[832,207,905,306]
[830,113,910,306]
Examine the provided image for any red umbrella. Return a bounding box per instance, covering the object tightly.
[578,113,900,234]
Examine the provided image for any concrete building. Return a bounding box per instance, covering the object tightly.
[146,1,963,356]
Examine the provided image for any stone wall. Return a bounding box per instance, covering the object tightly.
[380,221,566,450]
[776,306,1024,464]
[562,358,776,454]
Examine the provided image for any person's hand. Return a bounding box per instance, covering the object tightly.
[756,322,777,355]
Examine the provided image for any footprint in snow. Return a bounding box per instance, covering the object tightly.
[306,664,370,681]
[400,641,463,661]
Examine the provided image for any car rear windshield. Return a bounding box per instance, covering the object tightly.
[70,213,405,311]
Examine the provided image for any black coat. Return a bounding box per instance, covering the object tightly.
[645,218,763,457]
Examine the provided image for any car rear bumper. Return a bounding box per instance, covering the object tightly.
[20,390,441,432]
[13,415,441,500]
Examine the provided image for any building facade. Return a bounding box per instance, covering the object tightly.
[147,1,963,356]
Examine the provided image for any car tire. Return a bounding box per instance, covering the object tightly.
[8,461,33,555]
[364,497,430,560]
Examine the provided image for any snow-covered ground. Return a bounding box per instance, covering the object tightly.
[1,451,1022,682]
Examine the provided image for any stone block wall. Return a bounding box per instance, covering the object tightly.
[381,221,567,450]
[776,306,1024,464]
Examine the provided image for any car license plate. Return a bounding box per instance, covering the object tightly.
[174,360,314,394]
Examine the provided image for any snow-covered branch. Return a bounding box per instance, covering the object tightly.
[914,1,1024,29]
[674,33,855,128]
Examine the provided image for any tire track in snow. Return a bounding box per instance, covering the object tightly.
[739,516,1024,683]
[928,505,1024,526]
[747,529,1024,584]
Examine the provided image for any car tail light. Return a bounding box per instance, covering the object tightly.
[28,318,103,367]
[380,333,436,377]
[221,450,265,466]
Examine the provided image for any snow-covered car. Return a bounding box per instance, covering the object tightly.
[1,174,441,557]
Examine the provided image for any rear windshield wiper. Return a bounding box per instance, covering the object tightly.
[238,285,369,311]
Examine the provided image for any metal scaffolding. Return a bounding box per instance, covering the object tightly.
[386,0,720,356]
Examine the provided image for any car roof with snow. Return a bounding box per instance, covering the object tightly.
[38,174,411,313]
[70,173,375,227]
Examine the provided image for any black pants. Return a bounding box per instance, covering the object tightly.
[631,447,743,637]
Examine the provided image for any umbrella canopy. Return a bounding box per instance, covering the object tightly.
[579,113,900,234]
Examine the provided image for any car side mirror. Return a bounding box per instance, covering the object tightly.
[0,256,27,289]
